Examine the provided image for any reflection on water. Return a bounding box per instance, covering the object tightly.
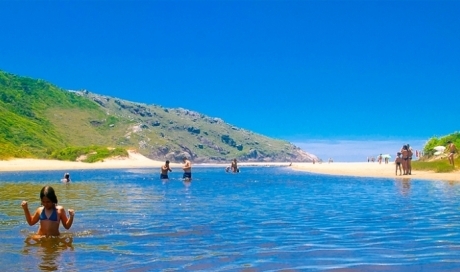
[396,177,412,196]
[1,168,460,270]
[22,235,74,271]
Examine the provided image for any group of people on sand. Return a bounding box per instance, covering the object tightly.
[394,144,413,176]
[394,141,458,176]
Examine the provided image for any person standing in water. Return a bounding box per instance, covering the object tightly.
[21,185,75,236]
[182,157,192,181]
[160,160,172,180]
[62,173,71,183]
[231,159,239,173]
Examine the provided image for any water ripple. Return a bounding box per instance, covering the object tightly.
[1,168,460,270]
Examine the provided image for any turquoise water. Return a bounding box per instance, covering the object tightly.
[1,167,460,271]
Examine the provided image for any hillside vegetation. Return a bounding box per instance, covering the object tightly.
[412,132,460,173]
[0,70,317,163]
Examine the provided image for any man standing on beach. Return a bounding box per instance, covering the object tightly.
[182,157,192,181]
[446,141,457,167]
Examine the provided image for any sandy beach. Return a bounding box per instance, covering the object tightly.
[1,152,458,182]
[291,162,460,182]
[0,151,169,172]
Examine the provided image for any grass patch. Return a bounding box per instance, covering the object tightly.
[51,146,128,163]
[411,158,459,173]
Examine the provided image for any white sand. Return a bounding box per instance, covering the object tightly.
[0,151,168,172]
[291,162,460,182]
[1,153,458,182]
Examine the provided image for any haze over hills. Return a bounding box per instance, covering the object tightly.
[0,70,317,163]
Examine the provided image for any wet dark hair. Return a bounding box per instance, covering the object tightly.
[40,186,58,204]
[166,160,170,164]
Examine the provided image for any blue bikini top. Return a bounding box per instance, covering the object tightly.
[39,207,58,221]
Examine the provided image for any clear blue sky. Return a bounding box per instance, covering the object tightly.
[1,1,459,161]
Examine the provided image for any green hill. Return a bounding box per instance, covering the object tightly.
[411,132,460,173]
[422,132,460,157]
[0,70,317,163]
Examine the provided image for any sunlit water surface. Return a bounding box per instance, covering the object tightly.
[1,167,460,271]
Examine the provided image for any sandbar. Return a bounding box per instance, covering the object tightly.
[1,152,458,182]
[291,162,460,182]
[0,151,168,172]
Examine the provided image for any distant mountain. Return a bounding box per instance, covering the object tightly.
[0,70,318,163]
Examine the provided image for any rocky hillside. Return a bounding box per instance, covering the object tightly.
[0,70,318,163]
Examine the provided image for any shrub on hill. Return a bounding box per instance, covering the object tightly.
[423,132,460,156]
[51,146,128,163]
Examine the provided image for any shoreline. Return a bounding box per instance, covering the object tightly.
[1,153,458,182]
[291,162,460,182]
[0,152,292,173]
[0,151,166,172]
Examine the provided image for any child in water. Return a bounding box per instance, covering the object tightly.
[62,172,71,183]
[395,152,403,176]
[21,185,75,236]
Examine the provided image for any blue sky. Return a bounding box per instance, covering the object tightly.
[1,1,459,161]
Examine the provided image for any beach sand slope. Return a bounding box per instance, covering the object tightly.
[291,162,460,182]
[0,151,167,172]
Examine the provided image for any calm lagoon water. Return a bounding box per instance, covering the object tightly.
[1,167,460,271]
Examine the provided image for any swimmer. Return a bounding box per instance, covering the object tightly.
[160,160,172,179]
[182,157,192,181]
[61,173,70,183]
[21,185,75,236]
[231,159,239,173]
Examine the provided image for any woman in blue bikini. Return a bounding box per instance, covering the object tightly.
[21,185,75,236]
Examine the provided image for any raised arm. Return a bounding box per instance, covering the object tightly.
[21,201,40,226]
[60,207,75,230]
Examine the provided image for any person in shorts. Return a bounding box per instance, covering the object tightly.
[160,160,172,180]
[446,141,457,167]
[182,157,192,181]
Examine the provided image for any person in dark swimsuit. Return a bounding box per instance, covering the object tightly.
[182,157,192,181]
[406,144,413,175]
[160,160,172,179]
[39,206,58,221]
[21,185,75,236]
[400,145,409,175]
